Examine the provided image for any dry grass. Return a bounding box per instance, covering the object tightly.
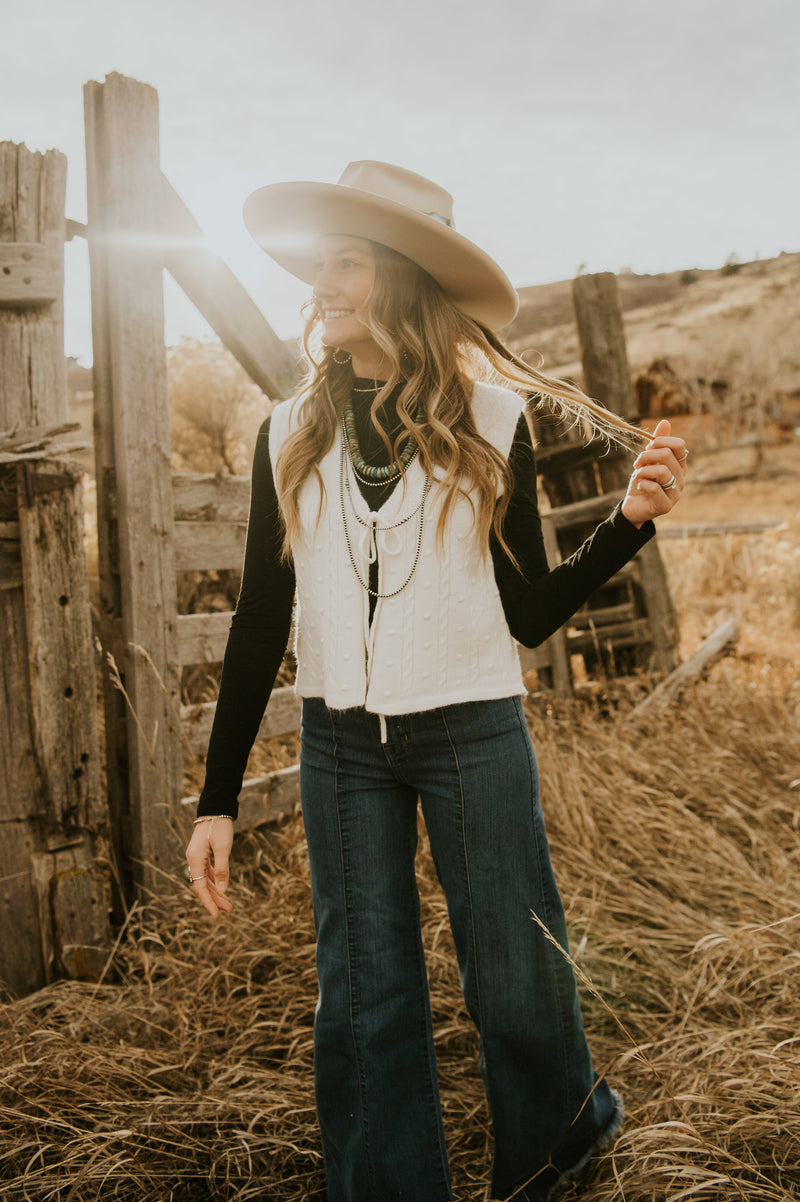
[1,666,798,1200]
[3,442,800,1200]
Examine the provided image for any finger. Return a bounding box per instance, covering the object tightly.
[191,874,233,919]
[634,476,682,516]
[636,443,685,463]
[634,472,670,494]
[632,477,673,516]
[634,444,682,485]
[186,853,210,884]
[645,419,688,466]
[633,452,685,490]
[204,818,233,894]
[209,844,231,896]
[634,446,685,474]
[635,461,682,490]
[640,438,687,464]
[205,864,231,900]
[634,480,668,506]
[642,418,684,451]
[188,869,217,918]
[206,882,233,915]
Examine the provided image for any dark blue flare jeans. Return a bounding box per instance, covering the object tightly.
[299,696,622,1201]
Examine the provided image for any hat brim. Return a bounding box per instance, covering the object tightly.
[243,180,519,331]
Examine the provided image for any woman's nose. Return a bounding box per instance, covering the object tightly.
[313,264,336,299]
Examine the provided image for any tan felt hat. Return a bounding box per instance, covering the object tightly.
[243,160,519,330]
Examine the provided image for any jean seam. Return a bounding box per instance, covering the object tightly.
[403,804,453,1201]
[512,697,576,1119]
[331,709,377,1199]
[438,706,484,1034]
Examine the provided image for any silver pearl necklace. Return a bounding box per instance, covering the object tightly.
[339,439,430,599]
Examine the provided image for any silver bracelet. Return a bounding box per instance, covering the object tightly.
[193,814,234,824]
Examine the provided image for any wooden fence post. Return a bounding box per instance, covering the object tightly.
[572,272,635,423]
[84,74,183,903]
[572,271,679,674]
[0,142,107,996]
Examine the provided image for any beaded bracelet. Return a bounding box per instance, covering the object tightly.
[193,814,234,824]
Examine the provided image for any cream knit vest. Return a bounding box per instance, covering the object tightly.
[269,380,526,715]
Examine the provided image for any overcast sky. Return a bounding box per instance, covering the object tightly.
[2,0,798,363]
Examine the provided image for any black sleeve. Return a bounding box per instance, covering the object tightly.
[491,414,655,648]
[196,417,296,819]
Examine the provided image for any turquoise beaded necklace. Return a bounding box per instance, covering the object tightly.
[342,395,421,484]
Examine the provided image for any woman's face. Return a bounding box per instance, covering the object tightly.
[313,235,380,372]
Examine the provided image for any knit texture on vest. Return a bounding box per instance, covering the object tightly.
[268,381,526,715]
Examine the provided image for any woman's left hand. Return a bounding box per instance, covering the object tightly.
[621,419,688,528]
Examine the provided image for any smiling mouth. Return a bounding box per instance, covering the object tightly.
[323,310,354,319]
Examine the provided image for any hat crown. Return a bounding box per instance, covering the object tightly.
[337,161,456,230]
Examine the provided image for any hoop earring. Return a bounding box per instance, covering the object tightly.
[332,348,351,365]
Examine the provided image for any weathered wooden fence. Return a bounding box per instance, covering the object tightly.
[524,272,679,682]
[1,73,680,996]
[1,143,108,997]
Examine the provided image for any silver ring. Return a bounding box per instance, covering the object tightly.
[662,473,677,491]
[190,875,206,883]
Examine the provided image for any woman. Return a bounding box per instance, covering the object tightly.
[186,161,687,1201]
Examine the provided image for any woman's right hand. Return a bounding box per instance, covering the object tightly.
[185,817,235,919]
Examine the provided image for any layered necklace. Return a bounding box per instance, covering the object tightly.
[339,443,431,599]
[339,381,430,599]
[342,382,421,486]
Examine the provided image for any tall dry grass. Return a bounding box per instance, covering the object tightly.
[1,669,798,1200]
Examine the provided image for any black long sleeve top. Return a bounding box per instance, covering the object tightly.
[197,383,654,817]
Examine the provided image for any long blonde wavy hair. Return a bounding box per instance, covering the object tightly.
[274,242,644,564]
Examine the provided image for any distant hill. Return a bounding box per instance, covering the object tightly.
[498,253,800,426]
[502,267,690,343]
